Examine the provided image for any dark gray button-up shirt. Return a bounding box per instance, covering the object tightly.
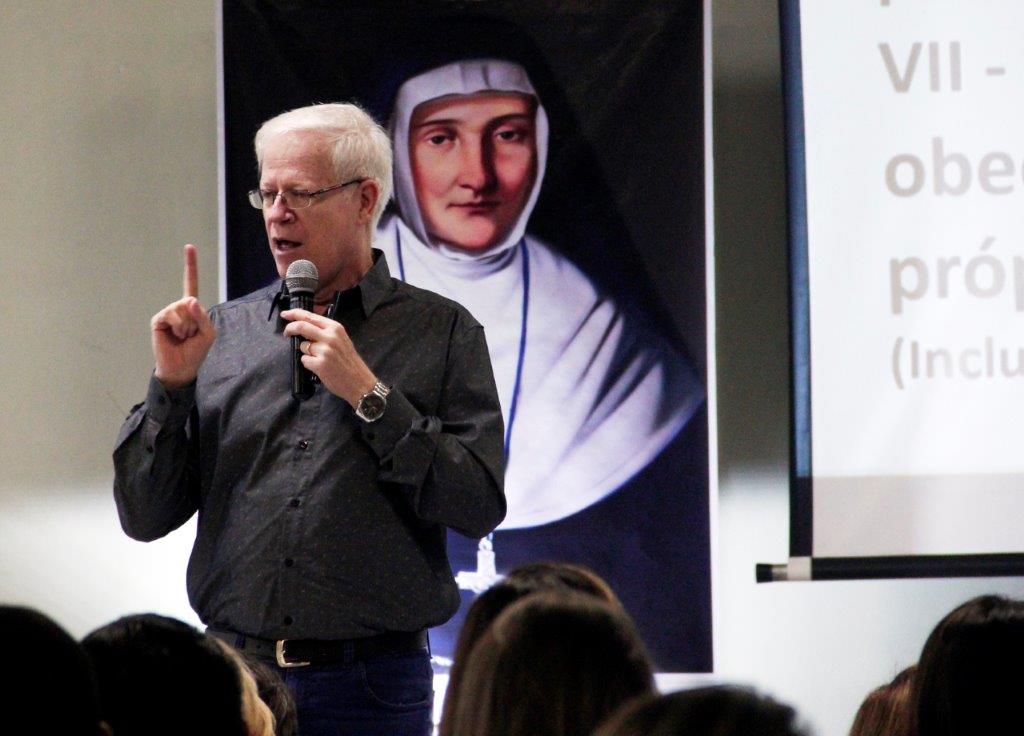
[113,251,506,640]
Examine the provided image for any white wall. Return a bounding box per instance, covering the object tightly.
[0,1,217,627]
[2,3,1022,736]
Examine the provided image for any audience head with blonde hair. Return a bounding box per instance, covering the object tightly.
[449,590,654,736]
[241,654,299,736]
[212,638,277,736]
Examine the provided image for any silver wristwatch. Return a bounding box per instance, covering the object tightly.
[355,380,391,423]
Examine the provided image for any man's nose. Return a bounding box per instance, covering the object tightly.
[264,194,295,223]
[458,138,496,191]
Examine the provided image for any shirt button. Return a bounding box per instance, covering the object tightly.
[145,445,154,454]
[365,430,376,441]
[289,498,301,508]
[298,440,310,451]
[284,558,294,567]
[283,616,293,626]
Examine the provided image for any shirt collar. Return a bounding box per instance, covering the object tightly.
[267,248,394,323]
[356,248,394,317]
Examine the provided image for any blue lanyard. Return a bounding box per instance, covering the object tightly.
[395,228,529,462]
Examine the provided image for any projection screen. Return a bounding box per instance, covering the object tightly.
[772,0,1024,580]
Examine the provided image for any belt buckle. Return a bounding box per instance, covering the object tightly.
[275,639,311,668]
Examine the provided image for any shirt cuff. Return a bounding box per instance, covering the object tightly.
[358,387,430,459]
[146,372,196,427]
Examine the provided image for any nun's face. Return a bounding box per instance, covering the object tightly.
[410,92,537,251]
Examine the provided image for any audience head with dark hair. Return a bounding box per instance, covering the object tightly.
[241,653,299,736]
[594,685,809,736]
[0,605,109,735]
[82,613,248,736]
[448,590,654,736]
[849,665,915,736]
[439,561,622,736]
[911,594,1024,736]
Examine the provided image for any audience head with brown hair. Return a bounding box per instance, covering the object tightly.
[594,685,808,736]
[448,590,654,736]
[848,666,915,736]
[911,594,1024,736]
[439,561,622,736]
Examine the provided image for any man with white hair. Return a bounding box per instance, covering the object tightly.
[113,102,506,736]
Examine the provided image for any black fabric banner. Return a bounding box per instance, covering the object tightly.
[222,0,709,671]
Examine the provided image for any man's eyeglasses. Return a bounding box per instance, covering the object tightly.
[247,178,366,210]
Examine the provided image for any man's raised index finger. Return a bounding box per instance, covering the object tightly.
[182,243,199,298]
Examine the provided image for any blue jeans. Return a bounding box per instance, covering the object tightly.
[274,649,434,736]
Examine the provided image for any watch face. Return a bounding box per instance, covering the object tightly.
[359,393,386,420]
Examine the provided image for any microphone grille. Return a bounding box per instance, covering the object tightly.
[285,259,318,295]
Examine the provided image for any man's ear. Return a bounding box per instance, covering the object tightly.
[358,179,380,224]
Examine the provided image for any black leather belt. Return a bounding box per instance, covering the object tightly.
[208,628,429,668]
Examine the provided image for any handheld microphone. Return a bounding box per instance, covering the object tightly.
[285,260,318,400]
